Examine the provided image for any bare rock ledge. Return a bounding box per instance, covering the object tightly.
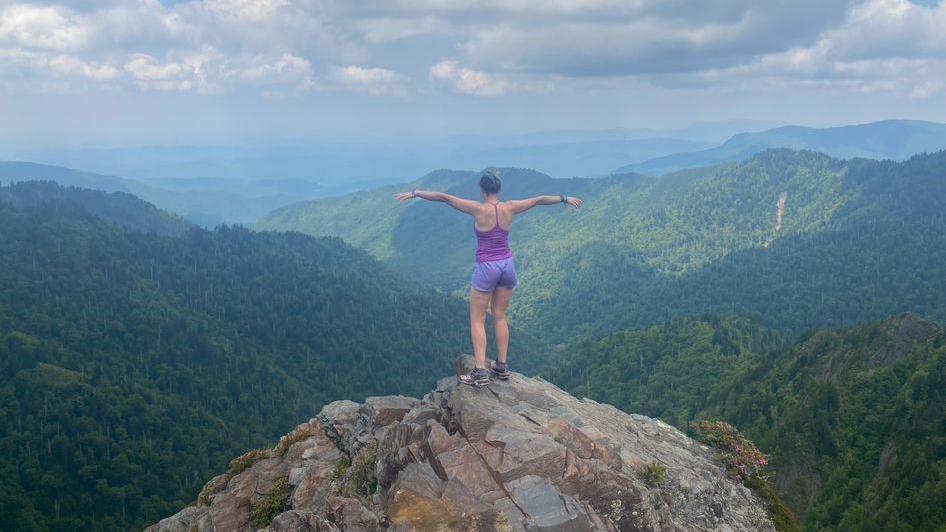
[148,357,775,531]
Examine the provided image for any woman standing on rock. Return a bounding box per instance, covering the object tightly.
[394,169,583,386]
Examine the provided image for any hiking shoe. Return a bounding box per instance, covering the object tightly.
[459,367,490,387]
[491,361,511,380]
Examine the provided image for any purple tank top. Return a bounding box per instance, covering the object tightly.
[474,202,513,263]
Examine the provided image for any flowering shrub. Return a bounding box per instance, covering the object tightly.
[691,420,770,484]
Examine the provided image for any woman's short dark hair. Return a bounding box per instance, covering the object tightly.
[480,170,501,194]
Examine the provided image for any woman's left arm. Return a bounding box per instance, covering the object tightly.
[394,190,480,214]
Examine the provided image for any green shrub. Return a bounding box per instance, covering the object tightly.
[693,420,799,532]
[337,442,378,497]
[691,420,769,483]
[331,455,351,482]
[196,483,214,508]
[251,476,292,528]
[225,449,270,480]
[275,425,317,456]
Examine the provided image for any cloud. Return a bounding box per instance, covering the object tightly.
[1,0,945,100]
[332,65,401,84]
[458,1,856,76]
[429,60,507,96]
[48,54,122,81]
[199,0,291,23]
[328,65,407,95]
[0,4,91,51]
[226,53,315,88]
[655,0,946,98]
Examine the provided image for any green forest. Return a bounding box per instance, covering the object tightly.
[547,314,946,531]
[0,182,472,530]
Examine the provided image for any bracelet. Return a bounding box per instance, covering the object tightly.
[412,190,417,199]
[561,195,567,204]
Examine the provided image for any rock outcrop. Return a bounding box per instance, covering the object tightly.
[149,358,776,531]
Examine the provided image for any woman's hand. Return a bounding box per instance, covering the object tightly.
[565,196,583,210]
[393,191,414,202]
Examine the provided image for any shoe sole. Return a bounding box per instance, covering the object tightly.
[459,379,490,387]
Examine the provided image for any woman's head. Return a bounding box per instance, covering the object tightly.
[480,169,501,196]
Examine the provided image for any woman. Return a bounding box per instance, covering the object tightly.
[394,170,583,386]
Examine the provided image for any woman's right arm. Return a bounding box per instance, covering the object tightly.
[508,195,583,214]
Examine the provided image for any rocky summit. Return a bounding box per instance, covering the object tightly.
[148,358,775,531]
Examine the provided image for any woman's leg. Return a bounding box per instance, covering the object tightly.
[469,288,492,369]
[490,287,513,364]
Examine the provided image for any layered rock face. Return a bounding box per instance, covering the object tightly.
[149,358,775,531]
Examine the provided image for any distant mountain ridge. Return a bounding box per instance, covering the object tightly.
[615,120,946,176]
[0,161,336,226]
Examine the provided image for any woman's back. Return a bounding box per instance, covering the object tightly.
[474,201,513,263]
[472,200,513,232]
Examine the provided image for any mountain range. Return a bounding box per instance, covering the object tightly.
[259,149,946,345]
[616,119,946,176]
[0,162,398,227]
[3,120,946,530]
[5,120,774,183]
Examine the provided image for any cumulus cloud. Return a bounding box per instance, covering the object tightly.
[0,0,353,93]
[0,3,91,51]
[429,60,507,96]
[660,0,946,98]
[226,53,315,87]
[329,65,406,94]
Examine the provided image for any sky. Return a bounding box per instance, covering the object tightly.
[1,0,945,148]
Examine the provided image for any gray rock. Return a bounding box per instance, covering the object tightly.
[265,510,341,531]
[148,357,776,532]
[364,396,418,427]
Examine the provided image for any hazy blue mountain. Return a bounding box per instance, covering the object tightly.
[9,122,775,182]
[615,120,946,176]
[442,137,712,177]
[446,120,781,147]
[0,161,140,193]
[0,161,372,226]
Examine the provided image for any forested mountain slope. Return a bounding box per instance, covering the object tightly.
[0,183,470,530]
[1,180,191,236]
[547,314,946,531]
[615,119,946,176]
[259,150,946,343]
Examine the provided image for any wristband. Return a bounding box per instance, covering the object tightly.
[412,190,417,199]
[561,195,568,204]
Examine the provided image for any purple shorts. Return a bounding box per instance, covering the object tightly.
[472,257,518,293]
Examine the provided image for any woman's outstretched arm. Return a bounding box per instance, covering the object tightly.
[394,190,480,214]
[508,195,583,214]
